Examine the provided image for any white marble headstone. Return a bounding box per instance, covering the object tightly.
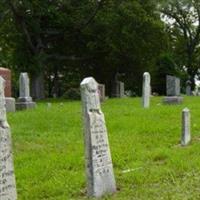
[80,77,116,198]
[19,72,32,102]
[181,108,191,146]
[142,72,151,108]
[0,77,17,200]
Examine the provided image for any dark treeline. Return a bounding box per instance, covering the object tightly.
[0,0,200,98]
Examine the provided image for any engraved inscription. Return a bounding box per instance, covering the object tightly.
[81,77,116,198]
[0,76,17,200]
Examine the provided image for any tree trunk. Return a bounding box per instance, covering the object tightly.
[31,71,45,99]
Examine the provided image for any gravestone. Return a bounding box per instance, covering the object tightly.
[0,68,16,112]
[16,73,36,110]
[0,77,17,200]
[112,81,124,98]
[98,84,106,102]
[142,72,151,108]
[163,75,183,104]
[186,80,192,96]
[80,77,116,198]
[181,108,191,146]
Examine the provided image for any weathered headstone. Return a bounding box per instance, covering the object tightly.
[163,75,183,104]
[98,84,106,102]
[0,77,17,200]
[181,108,191,146]
[186,80,192,96]
[80,77,116,198]
[0,68,16,112]
[142,72,151,108]
[16,73,36,110]
[112,81,124,98]
[0,68,11,97]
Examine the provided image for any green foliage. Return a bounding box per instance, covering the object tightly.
[62,88,80,100]
[0,0,168,96]
[161,0,200,88]
[9,97,200,199]
[152,53,181,94]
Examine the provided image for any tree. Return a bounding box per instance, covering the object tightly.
[161,0,200,89]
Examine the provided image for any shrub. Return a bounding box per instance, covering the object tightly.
[63,88,80,100]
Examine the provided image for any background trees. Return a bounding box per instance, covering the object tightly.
[161,0,200,90]
[0,0,199,98]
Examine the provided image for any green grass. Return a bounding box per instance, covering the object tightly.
[8,96,200,199]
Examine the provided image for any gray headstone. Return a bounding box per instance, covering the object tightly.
[163,75,183,104]
[19,73,32,102]
[80,77,116,198]
[186,80,192,96]
[181,108,191,146]
[16,73,36,110]
[112,81,124,98]
[142,72,151,108]
[166,75,180,96]
[98,84,106,102]
[0,77,17,200]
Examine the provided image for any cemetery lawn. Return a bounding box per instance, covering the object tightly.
[9,96,200,200]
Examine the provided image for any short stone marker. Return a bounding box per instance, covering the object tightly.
[80,77,116,198]
[186,80,192,96]
[181,108,191,146]
[98,84,106,102]
[142,72,151,108]
[0,68,16,112]
[16,73,36,110]
[0,77,17,200]
[163,75,183,104]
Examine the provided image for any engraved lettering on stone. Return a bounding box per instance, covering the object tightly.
[81,77,116,198]
[0,77,17,200]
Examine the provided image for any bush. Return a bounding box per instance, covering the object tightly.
[63,88,80,100]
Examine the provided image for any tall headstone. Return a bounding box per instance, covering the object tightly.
[0,68,16,112]
[0,77,17,200]
[186,80,192,96]
[81,77,116,198]
[16,73,36,110]
[112,81,124,98]
[98,84,106,102]
[163,75,183,104]
[181,108,191,146]
[142,72,151,108]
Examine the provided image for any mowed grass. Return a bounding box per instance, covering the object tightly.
[8,96,200,200]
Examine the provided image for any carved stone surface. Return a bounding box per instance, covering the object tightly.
[0,68,12,97]
[16,73,36,110]
[142,72,151,108]
[186,80,192,96]
[166,75,180,96]
[163,75,183,104]
[112,81,124,98]
[181,108,191,146]
[5,98,16,113]
[0,68,16,112]
[0,77,17,200]
[163,96,183,104]
[81,77,116,198]
[98,84,105,102]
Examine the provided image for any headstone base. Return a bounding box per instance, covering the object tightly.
[16,102,36,110]
[5,97,16,112]
[163,96,183,104]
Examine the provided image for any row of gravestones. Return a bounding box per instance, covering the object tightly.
[82,77,191,197]
[100,73,192,105]
[0,68,35,112]
[0,76,192,199]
